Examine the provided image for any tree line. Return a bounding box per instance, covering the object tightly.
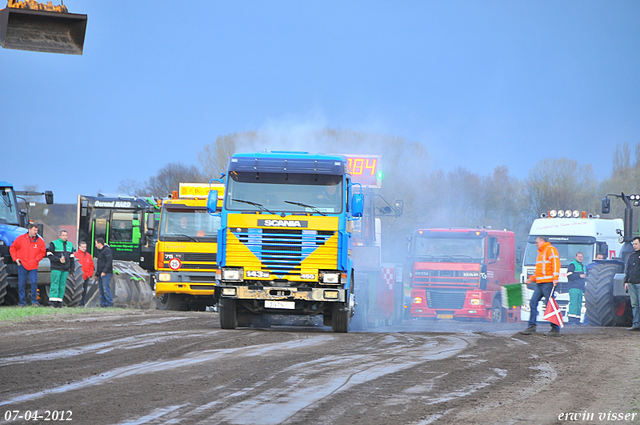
[117,129,640,263]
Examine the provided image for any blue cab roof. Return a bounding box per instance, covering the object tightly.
[229,152,347,175]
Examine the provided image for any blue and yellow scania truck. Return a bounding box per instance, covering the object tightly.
[207,152,364,332]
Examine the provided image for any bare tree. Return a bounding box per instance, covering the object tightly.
[117,179,145,197]
[144,163,205,197]
[198,131,258,179]
[525,158,599,219]
[117,163,205,198]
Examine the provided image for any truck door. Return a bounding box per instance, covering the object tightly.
[108,211,141,263]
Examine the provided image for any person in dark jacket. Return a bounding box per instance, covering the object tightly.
[566,252,586,325]
[47,229,74,308]
[624,237,640,331]
[95,238,113,307]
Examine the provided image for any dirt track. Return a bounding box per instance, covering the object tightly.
[0,310,639,425]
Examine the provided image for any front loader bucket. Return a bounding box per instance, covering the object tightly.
[0,7,86,54]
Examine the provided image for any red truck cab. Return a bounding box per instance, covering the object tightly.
[408,228,519,322]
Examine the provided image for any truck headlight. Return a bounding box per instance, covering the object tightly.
[321,272,340,284]
[324,290,339,299]
[222,268,243,281]
[412,296,423,304]
[158,273,171,282]
[221,287,237,296]
[469,298,484,306]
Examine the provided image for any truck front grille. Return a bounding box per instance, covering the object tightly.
[231,228,336,275]
[426,290,466,309]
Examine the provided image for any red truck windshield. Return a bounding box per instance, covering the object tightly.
[414,235,485,262]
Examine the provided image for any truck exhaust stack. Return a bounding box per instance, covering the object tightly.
[0,6,87,55]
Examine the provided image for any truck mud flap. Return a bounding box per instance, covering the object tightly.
[84,261,155,309]
[112,261,155,309]
[0,8,87,54]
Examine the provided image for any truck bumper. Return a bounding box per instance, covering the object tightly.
[155,271,217,297]
[220,285,347,303]
[411,307,492,321]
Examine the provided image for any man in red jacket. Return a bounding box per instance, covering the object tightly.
[74,241,95,307]
[9,223,46,307]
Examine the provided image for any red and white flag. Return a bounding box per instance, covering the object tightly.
[543,295,564,328]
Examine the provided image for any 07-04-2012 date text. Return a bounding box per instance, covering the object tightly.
[4,410,72,421]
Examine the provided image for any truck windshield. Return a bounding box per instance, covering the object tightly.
[160,209,221,240]
[523,242,593,267]
[0,189,19,225]
[414,235,484,262]
[226,172,343,214]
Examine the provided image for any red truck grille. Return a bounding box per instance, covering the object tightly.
[426,289,466,309]
[414,269,479,287]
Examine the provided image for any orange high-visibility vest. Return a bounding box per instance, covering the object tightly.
[532,241,560,283]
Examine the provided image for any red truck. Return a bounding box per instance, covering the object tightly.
[407,228,519,322]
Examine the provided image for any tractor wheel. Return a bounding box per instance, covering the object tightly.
[219,298,238,329]
[0,256,8,306]
[492,297,506,323]
[156,293,186,310]
[64,262,85,307]
[585,263,631,327]
[331,301,350,333]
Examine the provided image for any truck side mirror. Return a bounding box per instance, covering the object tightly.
[596,242,609,259]
[602,198,610,214]
[146,213,156,231]
[406,234,412,258]
[351,193,364,218]
[18,211,27,228]
[44,190,54,205]
[207,190,219,214]
[394,200,403,217]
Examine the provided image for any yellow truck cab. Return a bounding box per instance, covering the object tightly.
[155,183,224,310]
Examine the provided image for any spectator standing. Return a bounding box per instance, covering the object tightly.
[47,229,74,308]
[624,237,640,331]
[9,223,46,307]
[95,238,113,307]
[74,241,95,307]
[566,252,586,325]
[520,236,562,336]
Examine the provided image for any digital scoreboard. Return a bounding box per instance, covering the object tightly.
[343,154,381,188]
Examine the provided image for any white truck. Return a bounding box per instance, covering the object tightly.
[520,210,624,324]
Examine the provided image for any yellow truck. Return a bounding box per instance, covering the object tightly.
[155,183,223,310]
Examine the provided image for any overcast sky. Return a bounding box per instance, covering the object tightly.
[1,1,638,204]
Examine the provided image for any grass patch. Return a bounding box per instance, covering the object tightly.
[0,305,99,322]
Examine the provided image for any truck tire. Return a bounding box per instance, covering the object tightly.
[156,293,187,310]
[331,301,350,333]
[219,298,238,329]
[585,263,631,327]
[350,294,368,331]
[492,297,506,323]
[64,262,85,307]
[0,256,8,306]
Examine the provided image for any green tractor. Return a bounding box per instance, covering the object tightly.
[585,192,637,327]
